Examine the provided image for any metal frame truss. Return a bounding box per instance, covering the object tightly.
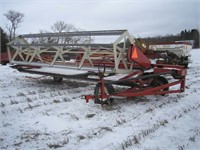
[7,29,135,74]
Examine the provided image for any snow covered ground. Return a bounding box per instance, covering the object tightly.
[1,49,200,150]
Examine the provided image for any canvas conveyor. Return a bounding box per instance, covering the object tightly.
[7,30,187,106]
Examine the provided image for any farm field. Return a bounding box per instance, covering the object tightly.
[0,49,200,150]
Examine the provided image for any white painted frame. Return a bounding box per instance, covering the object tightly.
[7,30,135,74]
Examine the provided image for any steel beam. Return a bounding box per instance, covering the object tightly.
[18,30,127,38]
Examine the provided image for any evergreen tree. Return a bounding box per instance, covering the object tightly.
[0,27,9,52]
[142,29,199,48]
[191,29,199,48]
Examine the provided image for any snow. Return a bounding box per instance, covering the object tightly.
[1,49,200,150]
[28,116,69,132]
[29,66,89,75]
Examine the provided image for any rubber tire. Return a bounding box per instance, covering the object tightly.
[53,77,63,83]
[94,83,115,105]
[184,63,188,68]
[1,61,7,65]
[151,76,169,96]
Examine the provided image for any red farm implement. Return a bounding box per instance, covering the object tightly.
[7,30,187,106]
[135,39,192,67]
[85,45,186,105]
[0,51,15,65]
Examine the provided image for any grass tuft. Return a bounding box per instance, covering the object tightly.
[53,99,61,103]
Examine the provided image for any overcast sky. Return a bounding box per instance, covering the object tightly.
[1,0,199,37]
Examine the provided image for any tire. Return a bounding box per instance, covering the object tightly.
[184,63,188,68]
[151,76,169,96]
[180,56,189,68]
[1,61,7,65]
[94,83,115,105]
[53,77,63,83]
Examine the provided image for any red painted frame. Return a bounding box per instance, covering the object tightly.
[84,65,186,103]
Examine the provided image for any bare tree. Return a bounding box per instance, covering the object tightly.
[30,30,56,44]
[51,21,76,33]
[51,21,76,43]
[51,21,92,44]
[4,10,24,40]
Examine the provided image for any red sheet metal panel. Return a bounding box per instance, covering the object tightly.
[127,45,151,69]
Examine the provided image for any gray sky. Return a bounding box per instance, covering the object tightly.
[1,0,199,37]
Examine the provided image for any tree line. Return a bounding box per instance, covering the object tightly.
[140,29,199,48]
